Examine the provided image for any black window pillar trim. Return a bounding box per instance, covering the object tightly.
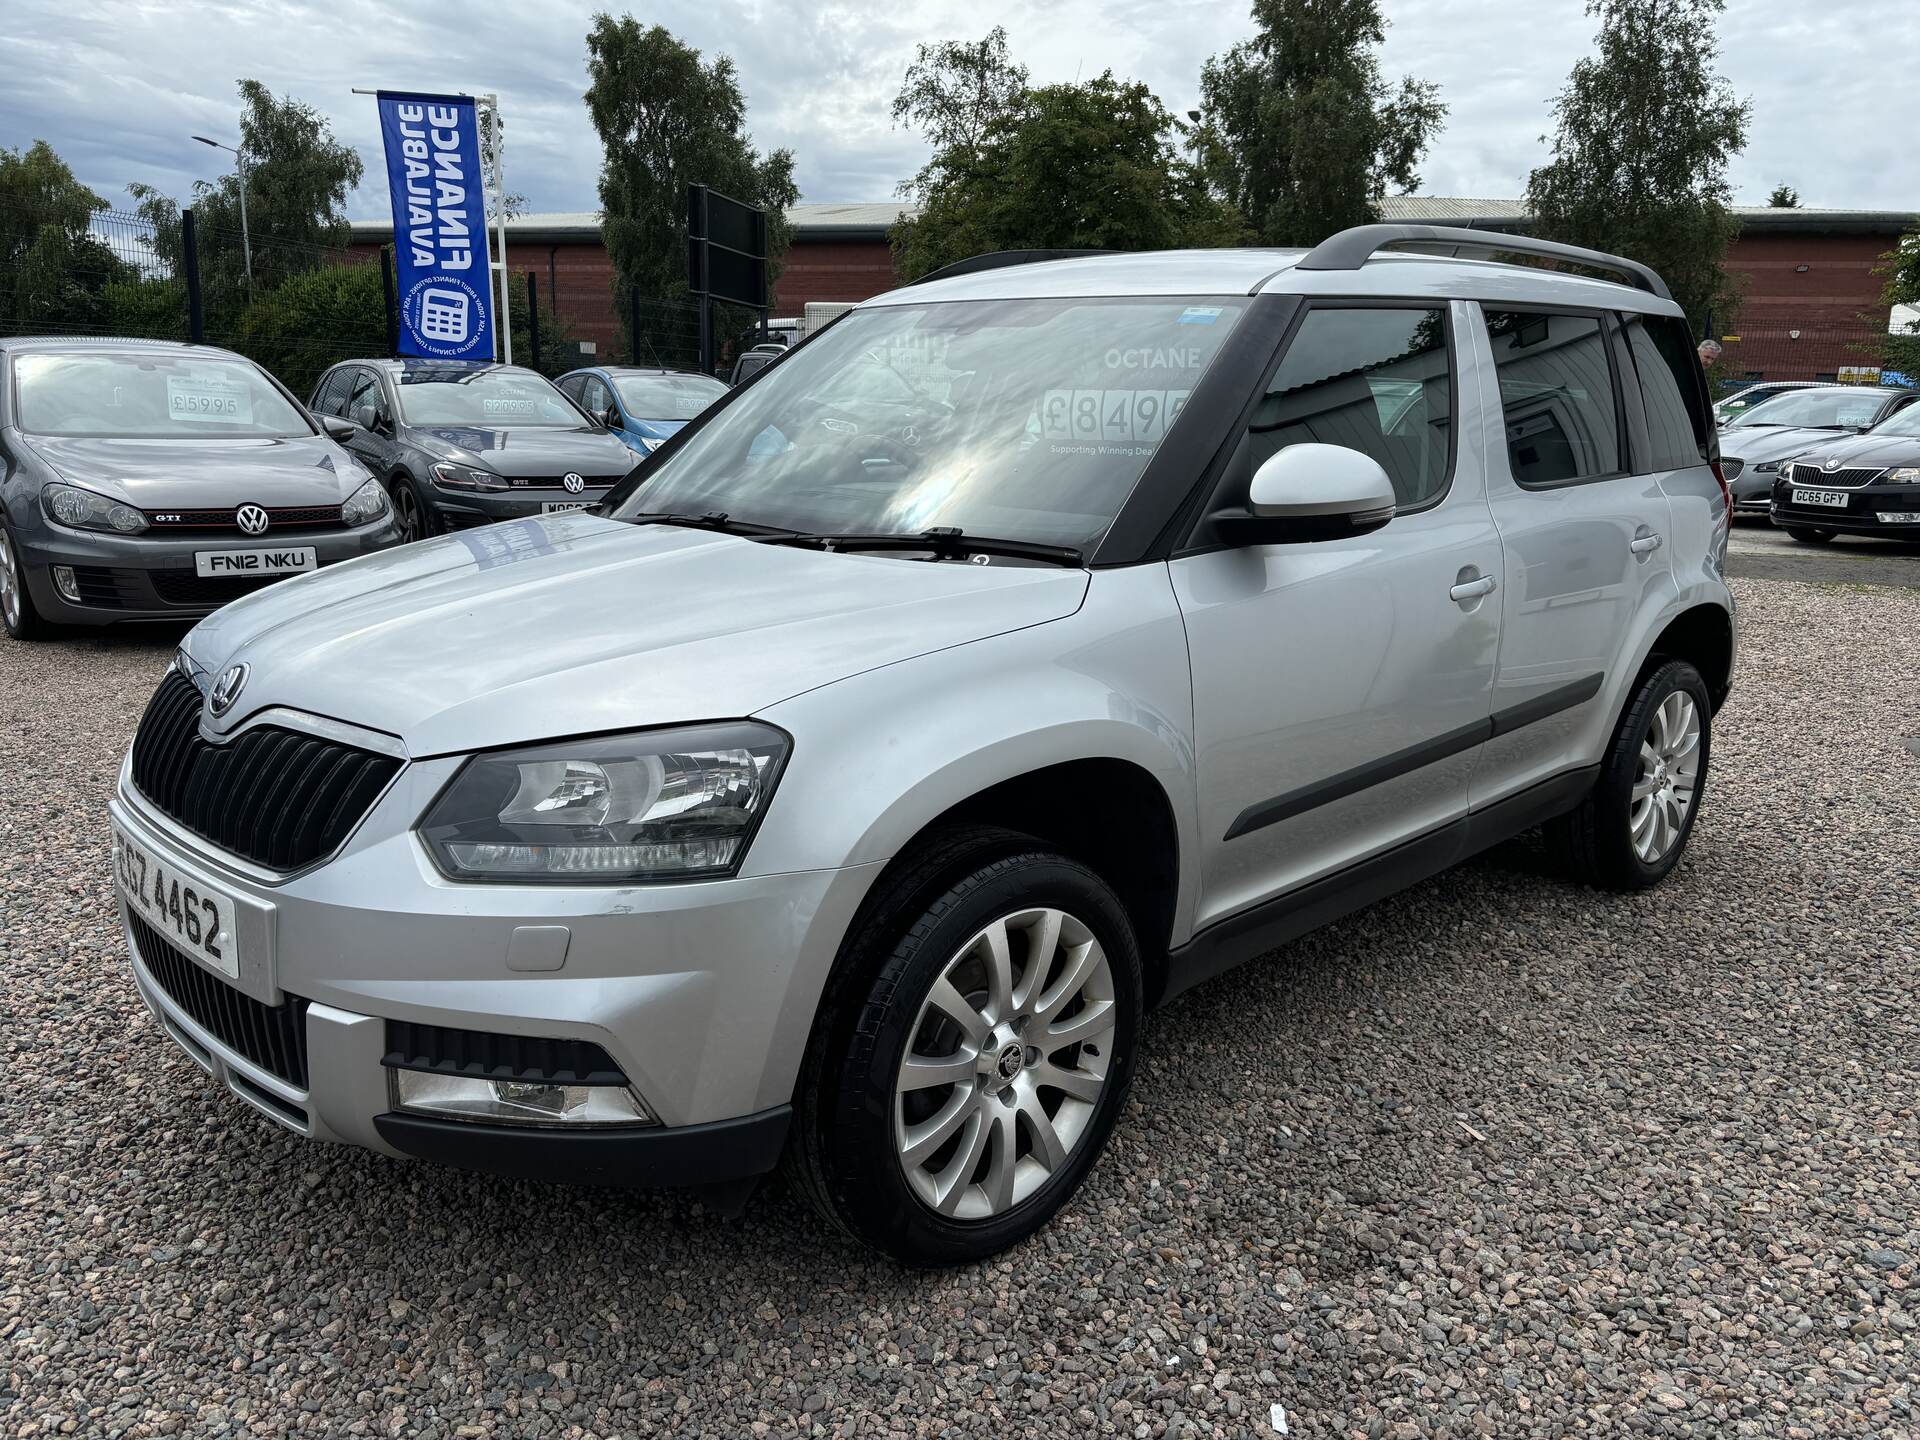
[1092,292,1304,567]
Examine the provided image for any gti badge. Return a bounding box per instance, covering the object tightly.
[236,504,271,535]
[208,663,249,719]
[562,472,586,494]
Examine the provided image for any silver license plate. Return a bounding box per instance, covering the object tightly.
[113,823,241,978]
[194,546,318,578]
[1791,488,1849,509]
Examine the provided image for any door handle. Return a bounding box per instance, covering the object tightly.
[1630,532,1663,555]
[1449,574,1497,602]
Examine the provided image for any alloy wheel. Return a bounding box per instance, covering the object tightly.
[893,907,1115,1220]
[1631,690,1701,862]
[0,529,19,629]
[392,484,421,542]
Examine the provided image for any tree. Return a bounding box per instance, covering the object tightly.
[1526,0,1748,332]
[1194,0,1444,246]
[225,263,387,396]
[128,80,363,303]
[1767,182,1799,208]
[1880,228,1920,378]
[0,140,131,334]
[892,27,1029,202]
[891,73,1244,281]
[584,13,798,355]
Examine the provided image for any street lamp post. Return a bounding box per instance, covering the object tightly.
[191,134,252,296]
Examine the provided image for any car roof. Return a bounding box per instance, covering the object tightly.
[0,335,249,359]
[864,246,1687,317]
[571,366,718,379]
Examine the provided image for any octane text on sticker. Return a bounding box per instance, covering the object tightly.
[117,834,237,977]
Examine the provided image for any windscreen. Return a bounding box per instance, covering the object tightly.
[614,373,727,420]
[13,352,311,438]
[397,368,585,427]
[611,296,1245,549]
[1869,402,1920,438]
[1729,388,1888,429]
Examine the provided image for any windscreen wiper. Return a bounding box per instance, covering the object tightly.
[624,510,805,539]
[772,526,1085,567]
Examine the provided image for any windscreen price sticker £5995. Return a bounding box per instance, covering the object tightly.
[1042,389,1190,447]
[166,375,254,425]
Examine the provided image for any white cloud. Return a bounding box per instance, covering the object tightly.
[1,0,1913,220]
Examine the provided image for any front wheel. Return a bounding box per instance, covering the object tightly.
[1547,659,1711,890]
[389,474,437,543]
[791,827,1142,1265]
[1784,526,1835,545]
[0,525,52,641]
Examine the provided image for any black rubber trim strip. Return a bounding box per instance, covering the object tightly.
[1224,673,1604,841]
[1160,765,1600,1007]
[373,1104,792,1190]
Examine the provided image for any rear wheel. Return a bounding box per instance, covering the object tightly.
[0,526,51,641]
[791,826,1141,1265]
[1784,526,1835,545]
[1547,660,1711,890]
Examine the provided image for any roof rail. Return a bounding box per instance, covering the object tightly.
[907,249,1110,287]
[1296,224,1672,302]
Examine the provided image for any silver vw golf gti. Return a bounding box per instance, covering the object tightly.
[111,228,1734,1264]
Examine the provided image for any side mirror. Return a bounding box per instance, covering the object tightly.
[1217,443,1397,545]
[351,402,384,434]
[601,405,622,430]
[320,415,356,442]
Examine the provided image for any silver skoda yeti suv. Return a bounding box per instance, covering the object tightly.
[110,226,1734,1265]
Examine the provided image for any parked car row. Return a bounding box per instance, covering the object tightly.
[1714,382,1920,541]
[0,337,732,638]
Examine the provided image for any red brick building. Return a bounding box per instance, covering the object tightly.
[349,197,1916,382]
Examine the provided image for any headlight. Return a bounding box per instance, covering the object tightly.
[1880,467,1920,485]
[419,722,790,882]
[640,436,664,452]
[430,461,509,491]
[42,483,147,534]
[1752,460,1780,474]
[340,476,391,526]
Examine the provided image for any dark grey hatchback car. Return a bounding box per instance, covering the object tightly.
[307,359,640,541]
[0,337,402,640]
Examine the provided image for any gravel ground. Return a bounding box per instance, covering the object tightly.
[4,576,1917,1439]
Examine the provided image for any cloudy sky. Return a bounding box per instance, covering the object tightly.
[4,0,1914,221]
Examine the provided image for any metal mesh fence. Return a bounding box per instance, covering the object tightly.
[0,204,187,342]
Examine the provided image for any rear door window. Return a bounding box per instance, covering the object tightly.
[1621,312,1711,469]
[309,368,350,417]
[1482,310,1623,486]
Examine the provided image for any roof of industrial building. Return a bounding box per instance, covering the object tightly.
[349,197,1919,245]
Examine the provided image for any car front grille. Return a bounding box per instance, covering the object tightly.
[130,910,310,1087]
[129,669,402,871]
[149,570,296,608]
[1789,463,1882,488]
[144,505,345,534]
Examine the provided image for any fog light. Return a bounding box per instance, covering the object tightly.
[52,565,81,603]
[390,1068,654,1126]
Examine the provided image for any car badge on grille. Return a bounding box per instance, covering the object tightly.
[236,504,271,535]
[208,663,249,719]
[562,472,586,494]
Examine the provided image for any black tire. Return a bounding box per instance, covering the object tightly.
[389,473,438,542]
[1547,659,1712,891]
[1784,526,1835,545]
[0,525,53,642]
[789,824,1143,1266]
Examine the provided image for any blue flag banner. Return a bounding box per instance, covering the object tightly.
[376,91,494,361]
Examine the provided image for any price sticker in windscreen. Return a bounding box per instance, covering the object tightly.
[166,375,253,425]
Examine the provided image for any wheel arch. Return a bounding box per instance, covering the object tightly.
[1634,601,1734,712]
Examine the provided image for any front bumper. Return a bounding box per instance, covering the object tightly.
[1770,478,1920,536]
[426,484,616,530]
[110,754,883,1187]
[16,518,402,624]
